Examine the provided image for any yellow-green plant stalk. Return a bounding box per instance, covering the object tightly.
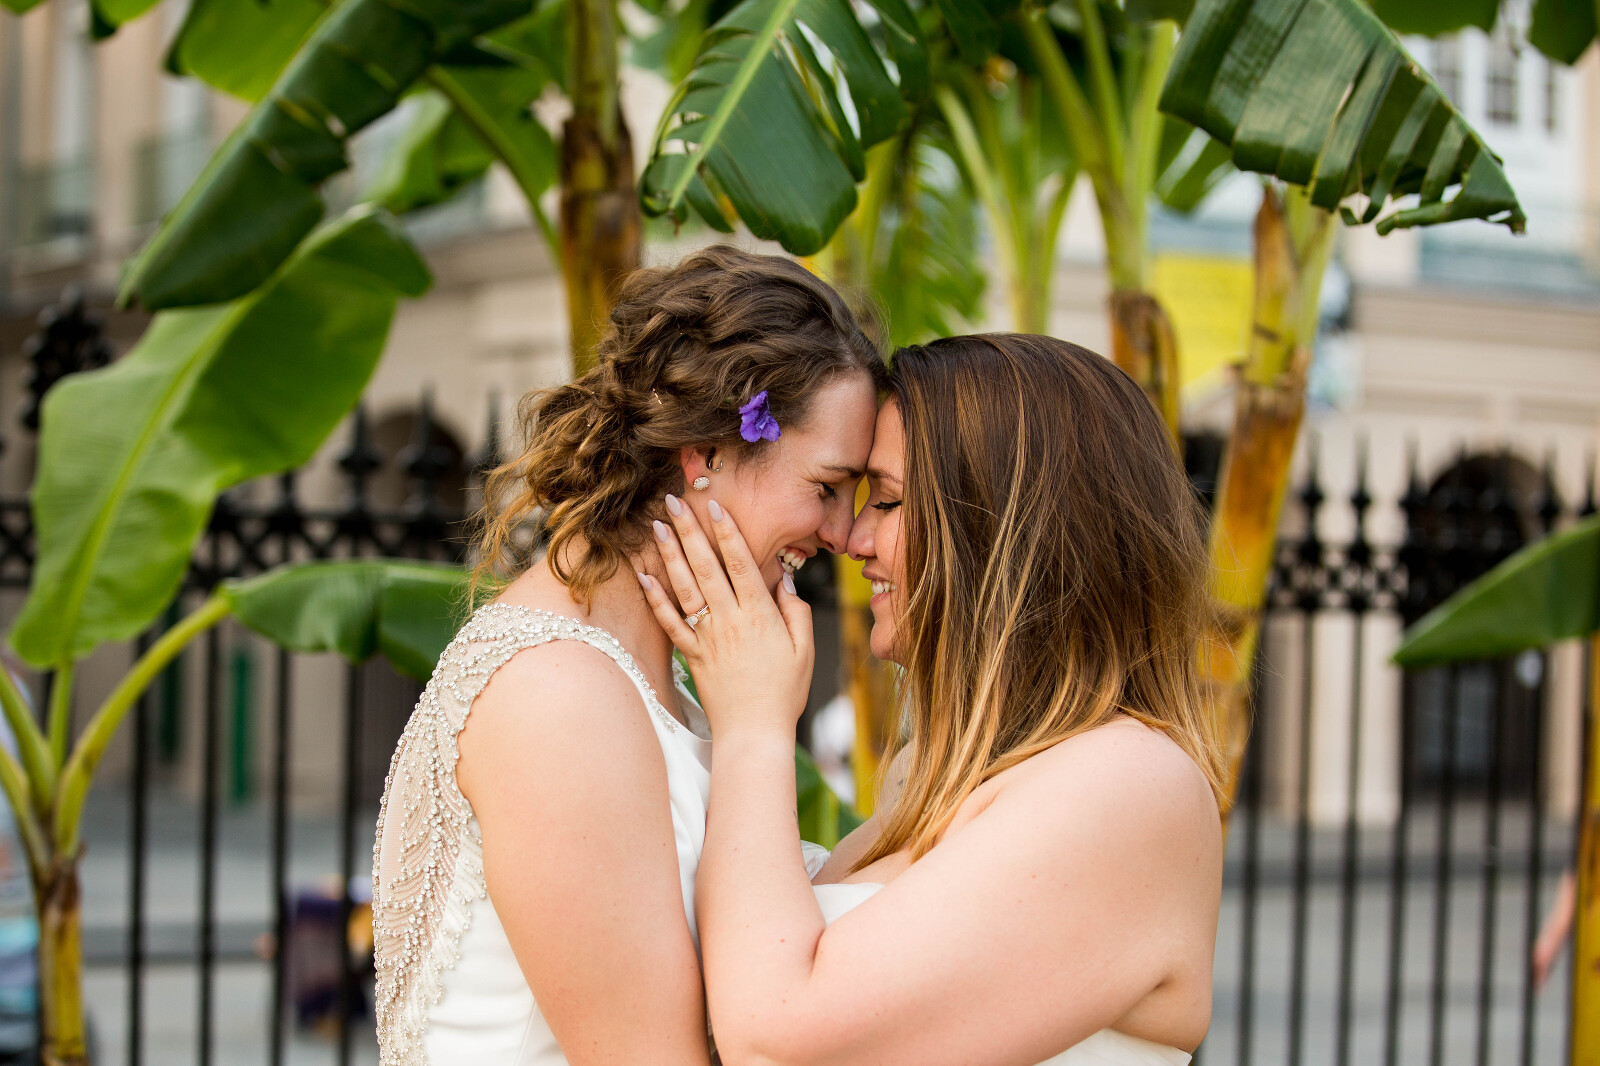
[1576,631,1600,1066]
[0,595,231,1065]
[561,0,641,374]
[1203,183,1336,804]
[1025,4,1181,441]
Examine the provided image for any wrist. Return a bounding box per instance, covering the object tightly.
[711,728,796,762]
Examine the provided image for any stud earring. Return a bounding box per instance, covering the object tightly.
[692,476,711,491]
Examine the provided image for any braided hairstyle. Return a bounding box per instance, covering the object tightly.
[476,245,886,603]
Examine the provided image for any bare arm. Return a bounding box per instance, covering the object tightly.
[457,642,712,1066]
[700,725,1219,1066]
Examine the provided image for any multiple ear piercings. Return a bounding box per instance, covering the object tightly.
[691,453,724,491]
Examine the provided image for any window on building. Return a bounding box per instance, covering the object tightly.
[1486,23,1518,124]
[1433,36,1462,103]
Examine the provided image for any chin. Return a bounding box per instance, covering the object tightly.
[868,627,898,663]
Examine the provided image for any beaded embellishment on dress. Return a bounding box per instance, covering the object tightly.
[370,603,682,1066]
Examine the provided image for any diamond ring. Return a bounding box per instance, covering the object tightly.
[685,605,711,629]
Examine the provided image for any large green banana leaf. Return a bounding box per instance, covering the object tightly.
[1154,117,1234,212]
[876,128,986,345]
[117,0,530,311]
[9,207,430,668]
[639,0,924,255]
[1393,515,1600,667]
[165,0,326,103]
[1370,0,1596,66]
[1160,0,1526,235]
[225,559,469,681]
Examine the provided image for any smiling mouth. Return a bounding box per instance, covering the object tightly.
[779,548,807,575]
[870,580,896,595]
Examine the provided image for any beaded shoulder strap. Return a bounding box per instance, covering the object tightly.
[371,603,679,1065]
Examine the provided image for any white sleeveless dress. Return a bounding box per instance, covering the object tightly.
[805,849,1193,1066]
[371,603,712,1066]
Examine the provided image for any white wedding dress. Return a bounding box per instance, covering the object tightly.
[805,848,1193,1066]
[370,603,712,1066]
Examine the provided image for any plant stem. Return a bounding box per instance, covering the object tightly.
[46,665,71,771]
[54,594,231,854]
[38,857,85,1066]
[0,746,46,881]
[1074,0,1124,175]
[425,67,561,265]
[0,660,54,809]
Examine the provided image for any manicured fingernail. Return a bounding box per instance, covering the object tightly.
[636,572,651,590]
[782,571,796,595]
[664,494,683,517]
[653,520,672,542]
[708,499,725,523]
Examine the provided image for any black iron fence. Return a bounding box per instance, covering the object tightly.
[0,301,1593,1065]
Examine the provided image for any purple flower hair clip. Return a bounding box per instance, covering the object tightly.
[738,390,781,443]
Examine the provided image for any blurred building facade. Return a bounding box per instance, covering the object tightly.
[0,0,1596,829]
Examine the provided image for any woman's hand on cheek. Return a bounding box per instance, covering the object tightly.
[638,497,814,739]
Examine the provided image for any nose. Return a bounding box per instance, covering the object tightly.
[818,498,853,555]
[846,504,875,562]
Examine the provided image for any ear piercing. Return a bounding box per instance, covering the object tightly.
[692,453,725,491]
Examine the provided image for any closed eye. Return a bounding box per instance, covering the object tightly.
[872,500,901,512]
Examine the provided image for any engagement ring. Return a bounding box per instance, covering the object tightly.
[685,605,711,629]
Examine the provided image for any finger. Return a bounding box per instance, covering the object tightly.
[638,572,699,651]
[705,500,774,610]
[653,518,709,616]
[664,494,738,612]
[775,571,815,667]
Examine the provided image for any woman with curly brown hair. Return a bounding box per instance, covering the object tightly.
[370,246,885,1066]
[645,334,1226,1066]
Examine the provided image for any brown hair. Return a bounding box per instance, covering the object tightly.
[857,334,1226,871]
[476,245,885,601]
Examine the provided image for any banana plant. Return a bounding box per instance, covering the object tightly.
[23,0,627,372]
[0,206,427,1066]
[1371,0,1597,66]
[1392,515,1599,1064]
[638,0,926,253]
[1160,0,1544,806]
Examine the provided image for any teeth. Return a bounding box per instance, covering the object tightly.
[779,549,806,575]
[871,580,896,595]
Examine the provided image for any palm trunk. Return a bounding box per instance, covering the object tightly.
[1108,288,1180,442]
[1204,184,1335,806]
[560,0,640,376]
[1574,631,1600,1066]
[38,856,86,1066]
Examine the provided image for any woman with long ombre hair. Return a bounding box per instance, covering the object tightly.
[641,333,1227,1066]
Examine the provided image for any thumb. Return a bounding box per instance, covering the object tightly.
[776,571,813,652]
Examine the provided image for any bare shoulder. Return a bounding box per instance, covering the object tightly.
[457,639,663,804]
[1002,718,1221,863]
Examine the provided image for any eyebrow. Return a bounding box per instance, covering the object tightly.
[867,467,902,486]
[819,462,865,480]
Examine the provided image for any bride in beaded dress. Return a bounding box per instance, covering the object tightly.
[369,246,884,1066]
[641,334,1226,1066]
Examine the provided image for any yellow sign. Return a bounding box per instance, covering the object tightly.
[1151,252,1253,398]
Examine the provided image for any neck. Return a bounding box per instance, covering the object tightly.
[534,533,681,691]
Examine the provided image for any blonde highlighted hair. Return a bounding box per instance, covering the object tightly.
[856,334,1226,872]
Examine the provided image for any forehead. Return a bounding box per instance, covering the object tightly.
[784,373,877,465]
[867,399,903,478]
